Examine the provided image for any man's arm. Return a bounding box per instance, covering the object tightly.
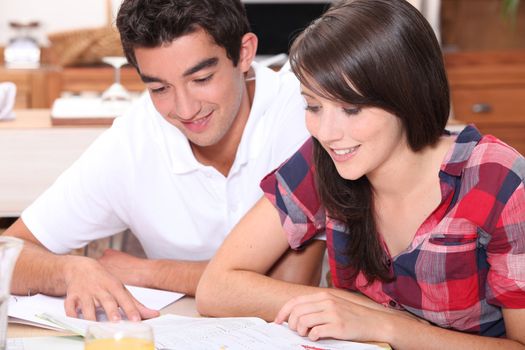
[3,218,158,321]
[97,235,326,296]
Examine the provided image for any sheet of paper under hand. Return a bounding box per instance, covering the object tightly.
[7,285,184,332]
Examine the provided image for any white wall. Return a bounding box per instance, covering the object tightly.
[0,0,123,45]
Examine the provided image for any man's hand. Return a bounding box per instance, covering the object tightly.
[98,248,151,287]
[63,255,159,321]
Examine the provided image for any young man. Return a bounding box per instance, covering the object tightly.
[4,0,324,322]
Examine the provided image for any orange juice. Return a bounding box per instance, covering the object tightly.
[84,338,155,350]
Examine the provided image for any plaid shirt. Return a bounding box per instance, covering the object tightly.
[261,125,525,337]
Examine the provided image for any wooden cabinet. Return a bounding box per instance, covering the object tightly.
[0,66,61,108]
[60,66,144,94]
[445,51,525,154]
[0,65,144,109]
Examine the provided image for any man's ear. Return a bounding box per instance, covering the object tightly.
[238,32,258,73]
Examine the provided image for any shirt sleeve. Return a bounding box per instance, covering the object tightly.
[260,138,326,249]
[485,167,525,309]
[21,124,130,254]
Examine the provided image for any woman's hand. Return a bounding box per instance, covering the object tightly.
[275,291,397,342]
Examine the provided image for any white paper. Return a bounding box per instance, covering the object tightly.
[7,285,184,332]
[126,285,183,310]
[51,96,133,119]
[146,314,383,350]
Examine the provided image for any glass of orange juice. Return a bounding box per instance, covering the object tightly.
[84,321,154,350]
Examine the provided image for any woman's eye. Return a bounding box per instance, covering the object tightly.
[305,105,321,113]
[343,106,361,115]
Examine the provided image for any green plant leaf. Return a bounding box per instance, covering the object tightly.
[502,0,520,24]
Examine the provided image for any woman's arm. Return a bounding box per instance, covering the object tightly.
[196,196,321,319]
[196,196,381,320]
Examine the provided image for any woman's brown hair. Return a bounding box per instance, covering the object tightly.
[290,0,450,282]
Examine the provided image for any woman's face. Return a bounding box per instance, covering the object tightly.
[302,85,407,181]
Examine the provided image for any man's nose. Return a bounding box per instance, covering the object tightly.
[171,89,201,121]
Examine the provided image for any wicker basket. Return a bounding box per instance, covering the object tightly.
[47,0,123,66]
[48,26,123,66]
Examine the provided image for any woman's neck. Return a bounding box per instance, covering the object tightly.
[368,136,454,202]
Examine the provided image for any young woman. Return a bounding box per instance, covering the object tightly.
[196,0,525,348]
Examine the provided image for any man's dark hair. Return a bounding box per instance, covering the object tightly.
[116,0,250,68]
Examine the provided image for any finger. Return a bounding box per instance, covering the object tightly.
[275,298,299,324]
[78,296,97,321]
[287,300,328,331]
[113,289,142,321]
[134,299,160,320]
[308,324,335,341]
[295,311,333,337]
[275,292,335,323]
[64,295,79,318]
[97,291,123,322]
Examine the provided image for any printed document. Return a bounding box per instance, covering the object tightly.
[146,314,384,350]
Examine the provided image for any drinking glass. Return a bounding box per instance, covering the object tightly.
[0,236,24,350]
[84,321,154,350]
[101,56,131,102]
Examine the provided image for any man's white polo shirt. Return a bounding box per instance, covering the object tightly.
[22,63,309,261]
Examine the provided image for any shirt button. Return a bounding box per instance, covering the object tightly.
[389,300,397,307]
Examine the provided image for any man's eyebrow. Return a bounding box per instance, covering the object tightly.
[183,57,219,77]
[138,57,219,83]
[139,74,166,84]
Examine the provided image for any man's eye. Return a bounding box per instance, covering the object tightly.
[194,75,213,84]
[150,86,168,94]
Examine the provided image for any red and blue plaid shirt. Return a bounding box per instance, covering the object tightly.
[261,125,525,337]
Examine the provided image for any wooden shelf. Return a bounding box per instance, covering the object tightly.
[0,65,144,109]
[445,50,525,155]
[0,66,61,109]
[60,66,144,94]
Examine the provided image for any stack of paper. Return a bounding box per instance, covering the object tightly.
[50,96,135,126]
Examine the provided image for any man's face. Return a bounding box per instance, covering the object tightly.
[134,28,251,148]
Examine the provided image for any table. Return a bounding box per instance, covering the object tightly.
[8,297,390,349]
[0,109,106,217]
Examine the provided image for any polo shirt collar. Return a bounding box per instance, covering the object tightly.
[234,62,280,166]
